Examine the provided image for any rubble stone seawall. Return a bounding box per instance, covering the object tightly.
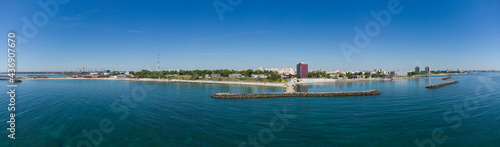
[211,90,382,99]
[425,80,459,89]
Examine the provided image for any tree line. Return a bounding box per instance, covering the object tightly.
[132,69,284,81]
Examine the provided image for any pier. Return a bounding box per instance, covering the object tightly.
[442,76,451,80]
[0,79,22,82]
[211,90,382,99]
[425,80,458,89]
[284,80,297,93]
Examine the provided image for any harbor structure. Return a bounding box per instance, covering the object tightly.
[425,80,458,89]
[211,90,382,99]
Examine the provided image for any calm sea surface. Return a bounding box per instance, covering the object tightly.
[1,73,499,146]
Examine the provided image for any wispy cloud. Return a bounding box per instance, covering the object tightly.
[195,34,233,41]
[128,30,144,33]
[198,52,235,55]
[195,31,272,41]
[60,16,81,21]
[82,9,101,14]
[238,31,273,34]
[52,22,87,28]
[414,61,423,65]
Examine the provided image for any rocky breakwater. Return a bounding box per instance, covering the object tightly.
[425,80,459,89]
[0,79,21,82]
[211,90,382,99]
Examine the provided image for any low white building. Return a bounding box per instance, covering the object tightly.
[395,70,409,77]
[327,72,341,77]
[265,68,280,73]
[229,74,242,78]
[279,68,296,75]
[112,75,126,78]
[211,74,221,77]
[251,74,267,78]
[327,70,340,73]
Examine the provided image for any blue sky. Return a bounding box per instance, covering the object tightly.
[1,0,499,71]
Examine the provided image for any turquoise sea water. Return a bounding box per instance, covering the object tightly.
[1,73,499,146]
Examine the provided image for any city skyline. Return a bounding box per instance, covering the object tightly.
[7,64,470,73]
[1,0,499,71]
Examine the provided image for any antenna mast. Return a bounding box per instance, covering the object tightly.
[157,53,160,72]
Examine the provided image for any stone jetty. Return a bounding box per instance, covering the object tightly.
[425,80,458,89]
[0,79,21,82]
[211,90,382,99]
[284,80,297,93]
[442,76,451,80]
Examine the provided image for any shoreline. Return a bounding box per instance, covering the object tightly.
[19,76,448,87]
[21,77,288,87]
[296,76,444,84]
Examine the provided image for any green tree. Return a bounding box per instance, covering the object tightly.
[346,72,353,79]
[190,74,200,80]
[364,72,371,78]
[111,72,121,76]
[220,69,231,77]
[267,73,281,81]
[244,69,254,77]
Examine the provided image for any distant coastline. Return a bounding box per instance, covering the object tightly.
[21,77,288,87]
[18,75,456,87]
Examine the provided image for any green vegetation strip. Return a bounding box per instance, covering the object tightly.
[211,90,382,99]
[425,80,458,89]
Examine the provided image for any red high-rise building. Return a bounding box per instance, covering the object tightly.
[297,62,308,78]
